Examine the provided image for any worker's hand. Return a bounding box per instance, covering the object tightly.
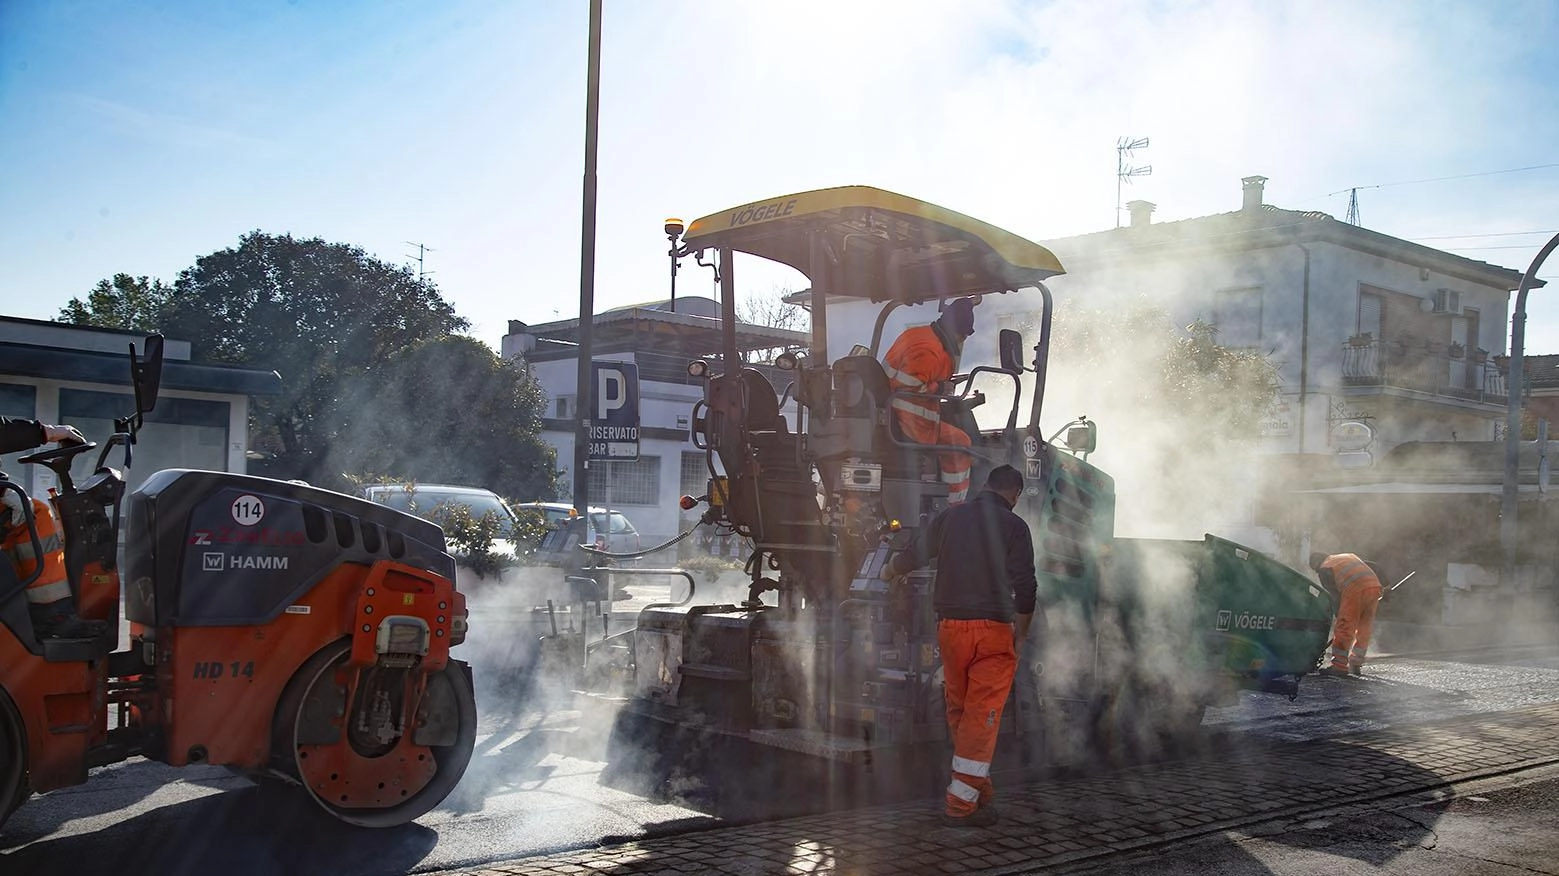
[0,489,23,527]
[43,424,85,445]
[1012,612,1033,648]
[879,554,906,585]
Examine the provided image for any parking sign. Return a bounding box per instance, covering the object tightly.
[586,361,639,461]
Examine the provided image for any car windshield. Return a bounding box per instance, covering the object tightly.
[377,490,516,538]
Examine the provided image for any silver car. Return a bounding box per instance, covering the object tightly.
[515,502,641,556]
[362,483,525,558]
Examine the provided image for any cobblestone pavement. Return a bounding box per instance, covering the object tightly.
[448,701,1559,876]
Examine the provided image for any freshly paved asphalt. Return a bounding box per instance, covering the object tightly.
[445,697,1559,875]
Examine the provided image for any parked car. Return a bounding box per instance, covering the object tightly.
[515,502,642,557]
[362,483,526,559]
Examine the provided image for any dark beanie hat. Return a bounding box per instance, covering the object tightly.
[943,297,977,338]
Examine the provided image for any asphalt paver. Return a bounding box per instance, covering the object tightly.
[448,700,1559,876]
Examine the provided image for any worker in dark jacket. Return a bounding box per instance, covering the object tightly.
[882,464,1037,827]
[1,416,101,638]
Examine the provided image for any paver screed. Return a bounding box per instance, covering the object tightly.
[454,702,1559,876]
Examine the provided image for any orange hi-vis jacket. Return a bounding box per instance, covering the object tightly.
[1319,553,1382,672]
[883,324,972,502]
[2,497,72,608]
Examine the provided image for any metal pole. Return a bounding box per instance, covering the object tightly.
[572,0,603,519]
[719,246,737,372]
[1500,231,1559,579]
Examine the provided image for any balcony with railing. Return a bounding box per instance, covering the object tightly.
[1340,334,1507,405]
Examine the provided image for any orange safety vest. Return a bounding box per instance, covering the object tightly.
[883,324,956,423]
[1320,553,1379,592]
[2,497,72,607]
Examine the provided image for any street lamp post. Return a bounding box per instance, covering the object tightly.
[572,0,603,521]
[1499,231,1559,581]
[665,218,685,312]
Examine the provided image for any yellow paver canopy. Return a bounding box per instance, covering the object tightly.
[681,185,1064,305]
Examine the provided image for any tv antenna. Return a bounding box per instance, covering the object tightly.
[1116,137,1152,228]
[405,241,436,282]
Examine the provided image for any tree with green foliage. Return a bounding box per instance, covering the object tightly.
[330,336,559,501]
[60,231,471,484]
[1038,300,1281,533]
[59,274,171,332]
[56,232,557,501]
[1047,301,1280,439]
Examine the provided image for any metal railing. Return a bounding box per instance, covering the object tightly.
[1340,337,1507,403]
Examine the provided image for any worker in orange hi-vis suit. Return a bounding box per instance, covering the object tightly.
[1310,552,1383,678]
[882,464,1037,828]
[0,416,104,639]
[883,297,978,503]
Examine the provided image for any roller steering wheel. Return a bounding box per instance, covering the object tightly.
[18,441,98,467]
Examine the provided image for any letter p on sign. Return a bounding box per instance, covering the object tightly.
[598,367,626,419]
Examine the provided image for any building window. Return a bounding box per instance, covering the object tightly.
[588,455,660,505]
[59,389,229,493]
[0,382,39,475]
[1358,291,1383,339]
[681,451,715,496]
[1213,287,1263,347]
[996,311,1040,336]
[0,382,35,418]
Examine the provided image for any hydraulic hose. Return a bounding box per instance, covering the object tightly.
[579,523,704,561]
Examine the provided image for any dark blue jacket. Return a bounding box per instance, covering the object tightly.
[898,489,1038,622]
[0,417,45,456]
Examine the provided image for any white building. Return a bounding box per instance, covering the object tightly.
[833,176,1526,459]
[0,316,281,496]
[501,297,805,548]
[1037,177,1525,458]
[818,176,1529,558]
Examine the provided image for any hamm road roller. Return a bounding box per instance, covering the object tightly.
[546,186,1333,776]
[0,335,475,830]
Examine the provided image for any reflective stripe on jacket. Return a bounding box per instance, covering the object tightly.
[884,324,955,398]
[2,498,72,605]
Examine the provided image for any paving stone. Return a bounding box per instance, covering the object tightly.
[453,703,1559,876]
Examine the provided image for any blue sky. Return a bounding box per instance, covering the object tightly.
[3,0,1558,349]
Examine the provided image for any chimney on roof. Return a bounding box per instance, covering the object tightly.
[500,321,536,360]
[1126,200,1155,228]
[1242,176,1267,212]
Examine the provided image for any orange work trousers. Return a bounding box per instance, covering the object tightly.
[893,411,972,502]
[1329,579,1382,671]
[938,618,1017,817]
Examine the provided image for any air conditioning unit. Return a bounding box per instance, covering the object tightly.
[1432,288,1461,315]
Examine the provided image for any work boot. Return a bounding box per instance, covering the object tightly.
[942,806,1000,828]
[32,611,108,640]
[1349,663,1364,677]
[1318,666,1351,679]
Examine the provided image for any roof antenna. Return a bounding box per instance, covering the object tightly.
[1116,137,1152,228]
